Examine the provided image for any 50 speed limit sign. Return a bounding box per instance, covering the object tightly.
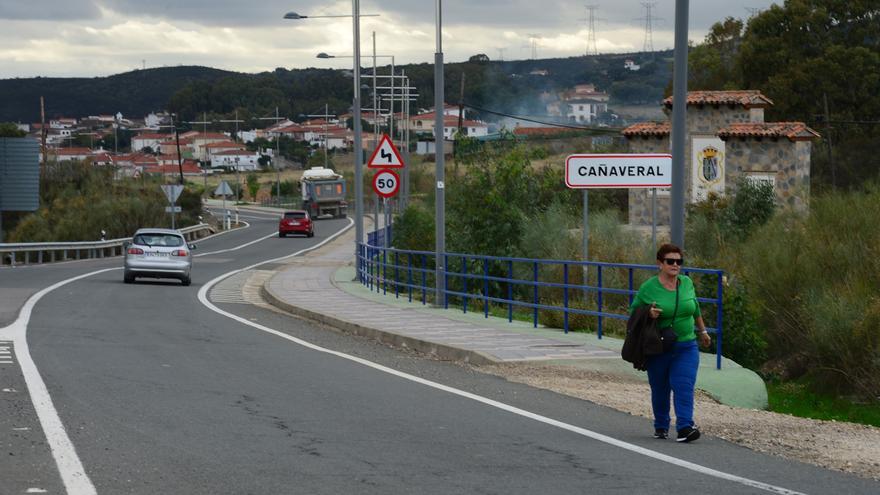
[372,168,400,198]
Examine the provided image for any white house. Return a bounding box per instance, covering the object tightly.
[566,100,607,124]
[625,59,641,71]
[211,150,260,171]
[132,133,171,152]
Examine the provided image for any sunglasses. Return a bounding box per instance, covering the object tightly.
[662,258,684,266]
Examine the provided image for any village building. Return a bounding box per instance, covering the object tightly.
[622,90,819,226]
[210,150,261,171]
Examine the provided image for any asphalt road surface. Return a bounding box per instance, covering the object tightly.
[1,209,877,494]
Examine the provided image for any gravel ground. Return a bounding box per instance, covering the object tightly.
[478,362,880,481]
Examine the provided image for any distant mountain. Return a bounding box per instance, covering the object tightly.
[0,51,673,125]
[0,66,239,123]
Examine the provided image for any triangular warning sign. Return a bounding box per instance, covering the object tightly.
[367,134,405,168]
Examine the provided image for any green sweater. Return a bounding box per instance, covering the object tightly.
[630,275,702,342]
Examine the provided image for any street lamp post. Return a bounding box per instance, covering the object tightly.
[285,7,380,276]
[434,0,446,304]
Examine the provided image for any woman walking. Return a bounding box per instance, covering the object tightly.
[630,243,711,442]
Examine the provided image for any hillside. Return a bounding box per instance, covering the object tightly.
[0,51,673,125]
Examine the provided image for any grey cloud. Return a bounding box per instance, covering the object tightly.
[83,0,777,32]
[0,0,101,20]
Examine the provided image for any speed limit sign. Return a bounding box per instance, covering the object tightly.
[372,168,400,198]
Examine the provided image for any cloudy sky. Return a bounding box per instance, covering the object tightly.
[0,0,778,78]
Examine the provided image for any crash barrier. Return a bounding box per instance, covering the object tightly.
[0,224,215,267]
[357,241,726,369]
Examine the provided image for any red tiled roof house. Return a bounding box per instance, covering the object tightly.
[621,90,819,226]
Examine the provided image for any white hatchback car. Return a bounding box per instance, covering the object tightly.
[123,228,195,285]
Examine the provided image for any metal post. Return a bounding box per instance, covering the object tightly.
[353,0,365,258]
[434,0,446,304]
[652,188,658,254]
[582,190,589,301]
[670,0,689,247]
[389,56,395,145]
[372,32,379,146]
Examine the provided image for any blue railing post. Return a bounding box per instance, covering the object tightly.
[421,254,427,305]
[716,271,724,370]
[444,254,450,309]
[563,263,569,334]
[462,256,468,314]
[394,251,399,299]
[382,248,387,296]
[597,265,604,339]
[628,268,634,305]
[408,252,413,303]
[533,261,539,328]
[484,257,490,319]
[507,260,513,323]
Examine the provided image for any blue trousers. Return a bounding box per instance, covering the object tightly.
[646,340,699,432]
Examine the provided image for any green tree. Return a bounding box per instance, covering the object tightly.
[0,122,26,137]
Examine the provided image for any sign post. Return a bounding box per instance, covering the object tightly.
[160,184,184,230]
[565,153,672,270]
[214,181,234,230]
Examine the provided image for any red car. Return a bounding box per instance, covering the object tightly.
[278,210,314,238]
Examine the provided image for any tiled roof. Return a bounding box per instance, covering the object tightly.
[663,90,773,109]
[512,127,580,137]
[134,133,172,140]
[212,150,257,156]
[204,141,244,149]
[622,121,670,137]
[54,147,93,155]
[717,122,820,141]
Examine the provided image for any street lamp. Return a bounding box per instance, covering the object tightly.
[284,5,379,275]
[434,0,446,304]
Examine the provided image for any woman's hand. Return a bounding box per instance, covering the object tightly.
[698,331,711,348]
[648,302,662,319]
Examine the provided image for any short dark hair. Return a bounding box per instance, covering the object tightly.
[656,243,683,261]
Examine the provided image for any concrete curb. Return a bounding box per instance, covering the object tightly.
[260,280,501,366]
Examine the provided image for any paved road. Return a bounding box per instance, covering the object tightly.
[1,209,877,494]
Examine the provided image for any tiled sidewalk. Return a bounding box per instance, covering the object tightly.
[262,227,618,364]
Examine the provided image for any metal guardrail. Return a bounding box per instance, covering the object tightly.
[357,241,726,370]
[0,224,215,267]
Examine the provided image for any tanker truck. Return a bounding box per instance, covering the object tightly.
[300,166,347,219]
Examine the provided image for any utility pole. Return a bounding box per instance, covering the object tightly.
[823,93,836,188]
[259,108,285,205]
[40,97,47,168]
[670,0,689,247]
[219,110,244,142]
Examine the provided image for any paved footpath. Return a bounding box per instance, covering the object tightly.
[262,219,768,410]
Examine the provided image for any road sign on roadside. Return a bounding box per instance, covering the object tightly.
[372,169,400,198]
[165,206,182,213]
[367,134,405,169]
[160,184,184,203]
[565,154,672,189]
[214,181,234,196]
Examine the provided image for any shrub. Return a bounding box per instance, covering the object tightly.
[393,204,435,251]
[740,186,880,398]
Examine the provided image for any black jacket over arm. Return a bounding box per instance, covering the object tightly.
[621,306,662,371]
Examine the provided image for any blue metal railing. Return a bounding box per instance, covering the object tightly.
[356,240,725,369]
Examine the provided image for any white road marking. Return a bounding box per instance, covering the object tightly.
[0,225,288,495]
[196,222,806,495]
[0,269,115,495]
[194,230,277,257]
